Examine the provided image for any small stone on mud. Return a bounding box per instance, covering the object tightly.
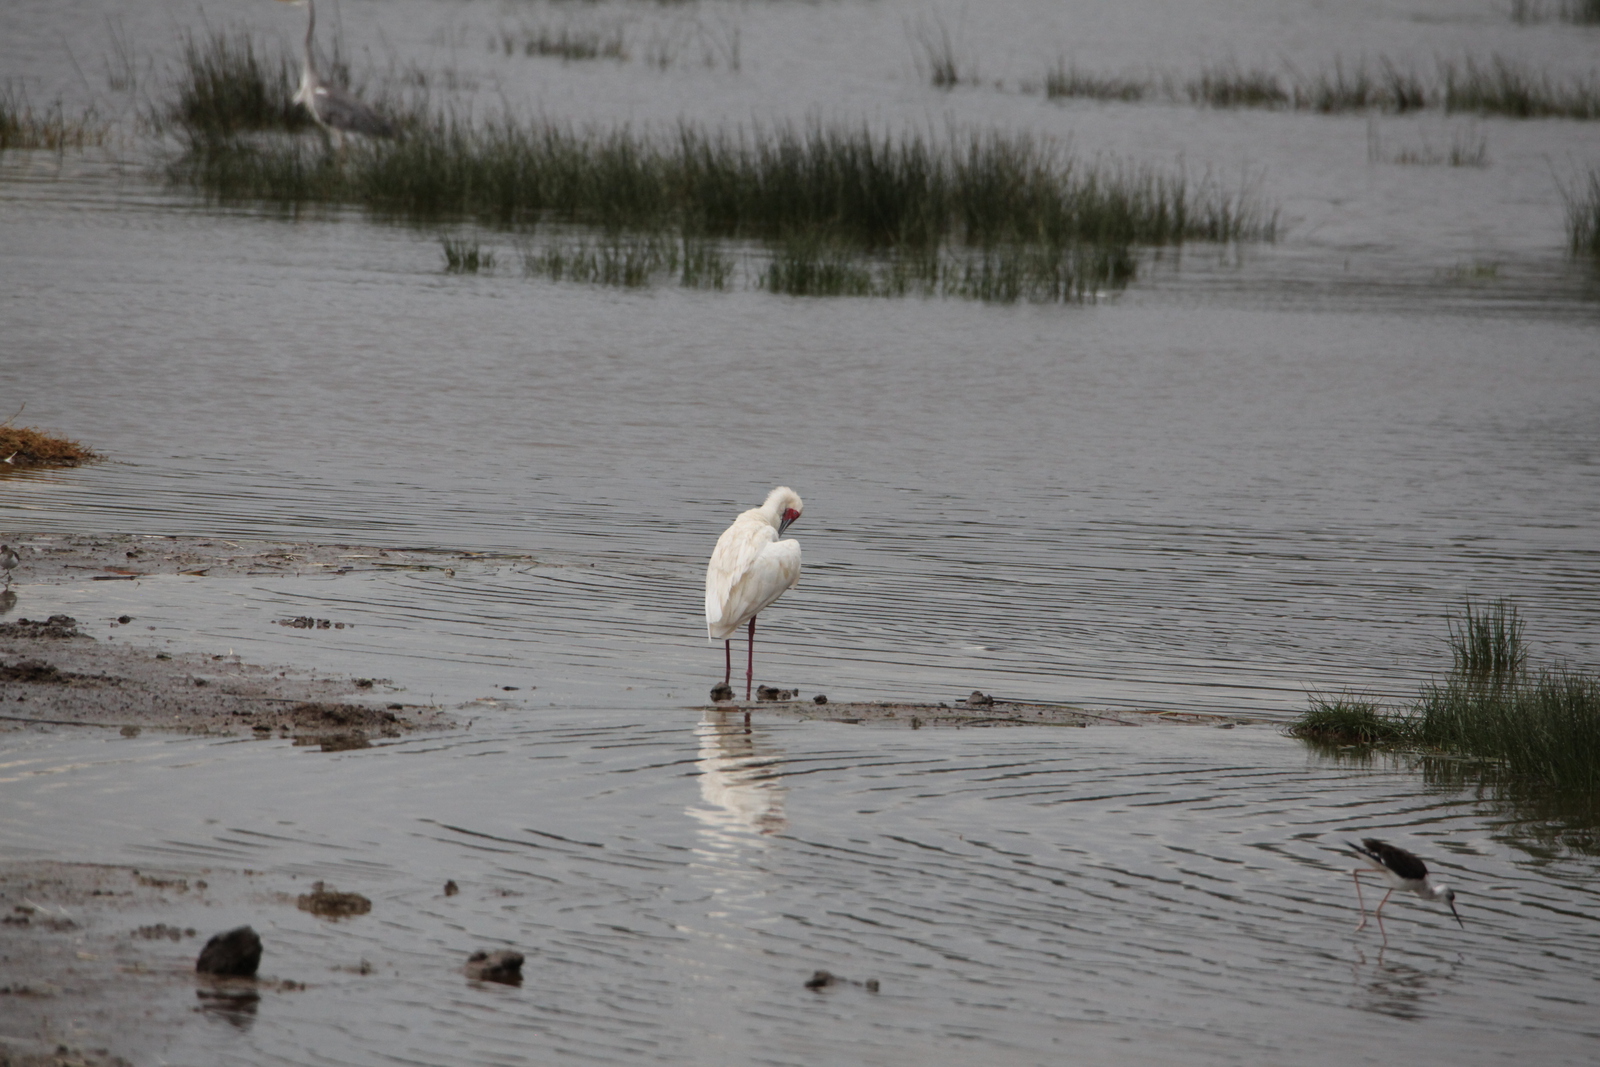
[196,926,262,977]
[464,949,523,984]
[117,615,132,624]
[804,970,837,990]
[297,881,372,919]
[756,685,796,701]
[967,690,994,706]
[710,683,734,702]
[444,880,459,896]
[813,694,828,704]
[120,725,141,738]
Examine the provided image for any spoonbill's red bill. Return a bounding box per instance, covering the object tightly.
[705,487,803,701]
[1348,837,1463,940]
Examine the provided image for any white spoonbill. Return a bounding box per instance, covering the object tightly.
[706,487,803,701]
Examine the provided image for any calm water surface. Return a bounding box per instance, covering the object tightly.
[2,0,1599,1062]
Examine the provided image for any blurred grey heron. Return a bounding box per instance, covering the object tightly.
[276,0,396,146]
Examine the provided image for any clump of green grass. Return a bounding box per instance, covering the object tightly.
[169,28,306,137]
[1186,63,1288,108]
[494,25,626,61]
[442,237,495,273]
[1043,62,1147,102]
[1287,693,1412,745]
[1561,167,1600,260]
[1441,55,1600,119]
[1447,598,1528,680]
[1290,600,1600,793]
[0,88,108,151]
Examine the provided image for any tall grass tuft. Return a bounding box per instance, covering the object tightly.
[1288,693,1410,745]
[912,19,966,89]
[1561,167,1600,260]
[1447,598,1527,681]
[170,28,307,136]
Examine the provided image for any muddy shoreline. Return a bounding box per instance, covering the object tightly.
[0,533,502,740]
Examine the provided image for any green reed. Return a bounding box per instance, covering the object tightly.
[1042,62,1146,103]
[1447,598,1528,680]
[521,233,732,290]
[1186,63,1289,108]
[1288,693,1411,745]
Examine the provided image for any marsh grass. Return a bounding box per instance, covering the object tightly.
[1368,121,1488,166]
[495,25,626,61]
[1448,598,1528,680]
[1560,167,1600,259]
[1186,63,1289,108]
[171,120,1279,250]
[1289,600,1600,793]
[0,88,108,151]
[170,28,307,136]
[442,237,495,272]
[0,424,102,467]
[1288,693,1411,745]
[1043,62,1146,102]
[1441,56,1600,119]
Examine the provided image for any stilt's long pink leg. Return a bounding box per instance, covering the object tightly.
[1353,871,1369,931]
[724,640,732,687]
[1374,888,1394,943]
[746,617,756,701]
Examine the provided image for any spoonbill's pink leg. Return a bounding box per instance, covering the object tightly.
[746,617,756,700]
[724,640,732,687]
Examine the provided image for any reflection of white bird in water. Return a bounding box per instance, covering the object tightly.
[276,0,396,146]
[1348,838,1463,939]
[1,545,18,589]
[706,487,803,701]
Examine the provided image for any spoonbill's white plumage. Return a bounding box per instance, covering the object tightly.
[706,487,803,701]
[1348,837,1463,940]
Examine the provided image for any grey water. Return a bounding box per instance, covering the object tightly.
[3,0,1600,1062]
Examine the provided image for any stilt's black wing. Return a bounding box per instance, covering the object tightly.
[1358,837,1428,880]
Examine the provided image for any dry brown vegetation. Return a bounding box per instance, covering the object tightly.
[0,425,103,468]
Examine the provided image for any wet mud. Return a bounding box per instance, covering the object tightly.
[0,534,482,738]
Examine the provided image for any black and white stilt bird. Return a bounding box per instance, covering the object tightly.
[1347,838,1463,938]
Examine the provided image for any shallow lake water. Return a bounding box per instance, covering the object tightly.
[3,0,1600,1062]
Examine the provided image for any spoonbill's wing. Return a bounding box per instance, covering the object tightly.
[707,535,800,641]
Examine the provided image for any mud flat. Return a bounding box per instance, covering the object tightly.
[707,695,1267,728]
[0,533,489,739]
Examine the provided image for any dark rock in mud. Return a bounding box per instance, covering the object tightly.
[444,880,459,896]
[710,682,734,702]
[813,694,828,704]
[966,690,994,707]
[297,881,372,919]
[0,615,83,640]
[756,685,796,701]
[195,926,262,977]
[464,949,523,984]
